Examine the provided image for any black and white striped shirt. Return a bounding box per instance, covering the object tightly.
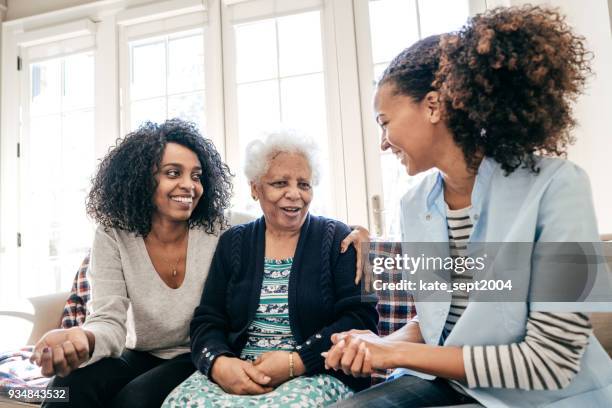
[444,206,592,390]
[443,207,473,338]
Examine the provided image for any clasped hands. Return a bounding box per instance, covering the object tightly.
[322,329,398,377]
[211,350,305,395]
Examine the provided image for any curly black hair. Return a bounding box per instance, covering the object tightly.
[86,119,233,236]
[379,5,592,174]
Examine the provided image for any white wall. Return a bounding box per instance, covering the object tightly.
[510,0,612,234]
[553,0,612,234]
[6,0,98,21]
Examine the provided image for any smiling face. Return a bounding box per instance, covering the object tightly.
[152,142,204,224]
[251,152,313,234]
[374,82,442,176]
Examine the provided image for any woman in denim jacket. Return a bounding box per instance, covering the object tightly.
[326,6,612,408]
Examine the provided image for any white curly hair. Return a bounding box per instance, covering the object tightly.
[243,128,320,185]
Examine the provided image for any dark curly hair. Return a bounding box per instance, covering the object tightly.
[86,119,233,236]
[379,5,592,174]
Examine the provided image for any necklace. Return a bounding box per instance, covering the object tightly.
[166,256,181,277]
[146,230,188,279]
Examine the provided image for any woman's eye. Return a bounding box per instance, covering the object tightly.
[167,170,179,177]
[299,182,311,190]
[192,174,202,181]
[271,181,286,187]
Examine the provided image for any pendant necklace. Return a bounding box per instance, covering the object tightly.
[168,257,181,277]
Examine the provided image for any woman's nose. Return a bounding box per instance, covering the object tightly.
[179,177,195,192]
[380,133,391,151]
[285,187,300,199]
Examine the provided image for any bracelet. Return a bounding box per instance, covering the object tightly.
[289,352,295,378]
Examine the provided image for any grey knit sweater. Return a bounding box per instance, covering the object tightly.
[82,221,233,364]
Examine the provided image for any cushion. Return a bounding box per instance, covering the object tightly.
[368,241,417,383]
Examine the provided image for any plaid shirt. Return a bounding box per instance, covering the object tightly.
[368,241,416,383]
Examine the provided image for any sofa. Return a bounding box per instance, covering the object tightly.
[1,240,611,408]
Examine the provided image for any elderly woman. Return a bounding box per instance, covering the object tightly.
[163,130,379,407]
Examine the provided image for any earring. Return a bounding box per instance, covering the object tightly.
[252,196,258,201]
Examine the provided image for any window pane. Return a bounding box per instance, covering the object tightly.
[234,80,280,215]
[168,34,205,94]
[368,0,469,238]
[168,92,205,131]
[237,80,280,146]
[280,73,330,216]
[130,40,166,100]
[64,53,95,111]
[418,0,469,37]
[131,98,166,130]
[379,153,409,240]
[126,30,207,132]
[28,115,62,193]
[278,11,323,77]
[232,11,335,217]
[62,110,96,190]
[30,59,62,116]
[55,110,95,292]
[369,0,419,64]
[280,74,326,145]
[235,19,278,83]
[24,105,95,295]
[373,62,387,84]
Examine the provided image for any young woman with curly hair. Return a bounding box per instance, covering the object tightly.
[29,119,233,407]
[325,6,612,407]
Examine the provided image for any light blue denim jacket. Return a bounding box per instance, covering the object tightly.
[397,156,612,407]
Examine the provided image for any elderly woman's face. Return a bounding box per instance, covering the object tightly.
[251,152,313,233]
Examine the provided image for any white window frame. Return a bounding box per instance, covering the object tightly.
[353,0,488,237]
[0,0,496,304]
[0,19,98,304]
[221,0,369,223]
[0,0,216,306]
[117,7,224,147]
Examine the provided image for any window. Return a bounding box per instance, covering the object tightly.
[357,0,473,239]
[123,17,206,133]
[20,50,95,297]
[223,2,338,218]
[126,29,205,131]
[0,0,489,302]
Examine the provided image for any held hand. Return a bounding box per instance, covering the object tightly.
[331,329,378,345]
[210,356,273,395]
[253,351,305,386]
[341,225,371,284]
[323,330,395,377]
[30,327,90,377]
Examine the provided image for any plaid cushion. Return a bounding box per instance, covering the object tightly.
[61,251,91,329]
[369,241,416,383]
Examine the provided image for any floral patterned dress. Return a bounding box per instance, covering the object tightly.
[162,258,353,408]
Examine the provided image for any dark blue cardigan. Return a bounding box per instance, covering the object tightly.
[190,214,379,391]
